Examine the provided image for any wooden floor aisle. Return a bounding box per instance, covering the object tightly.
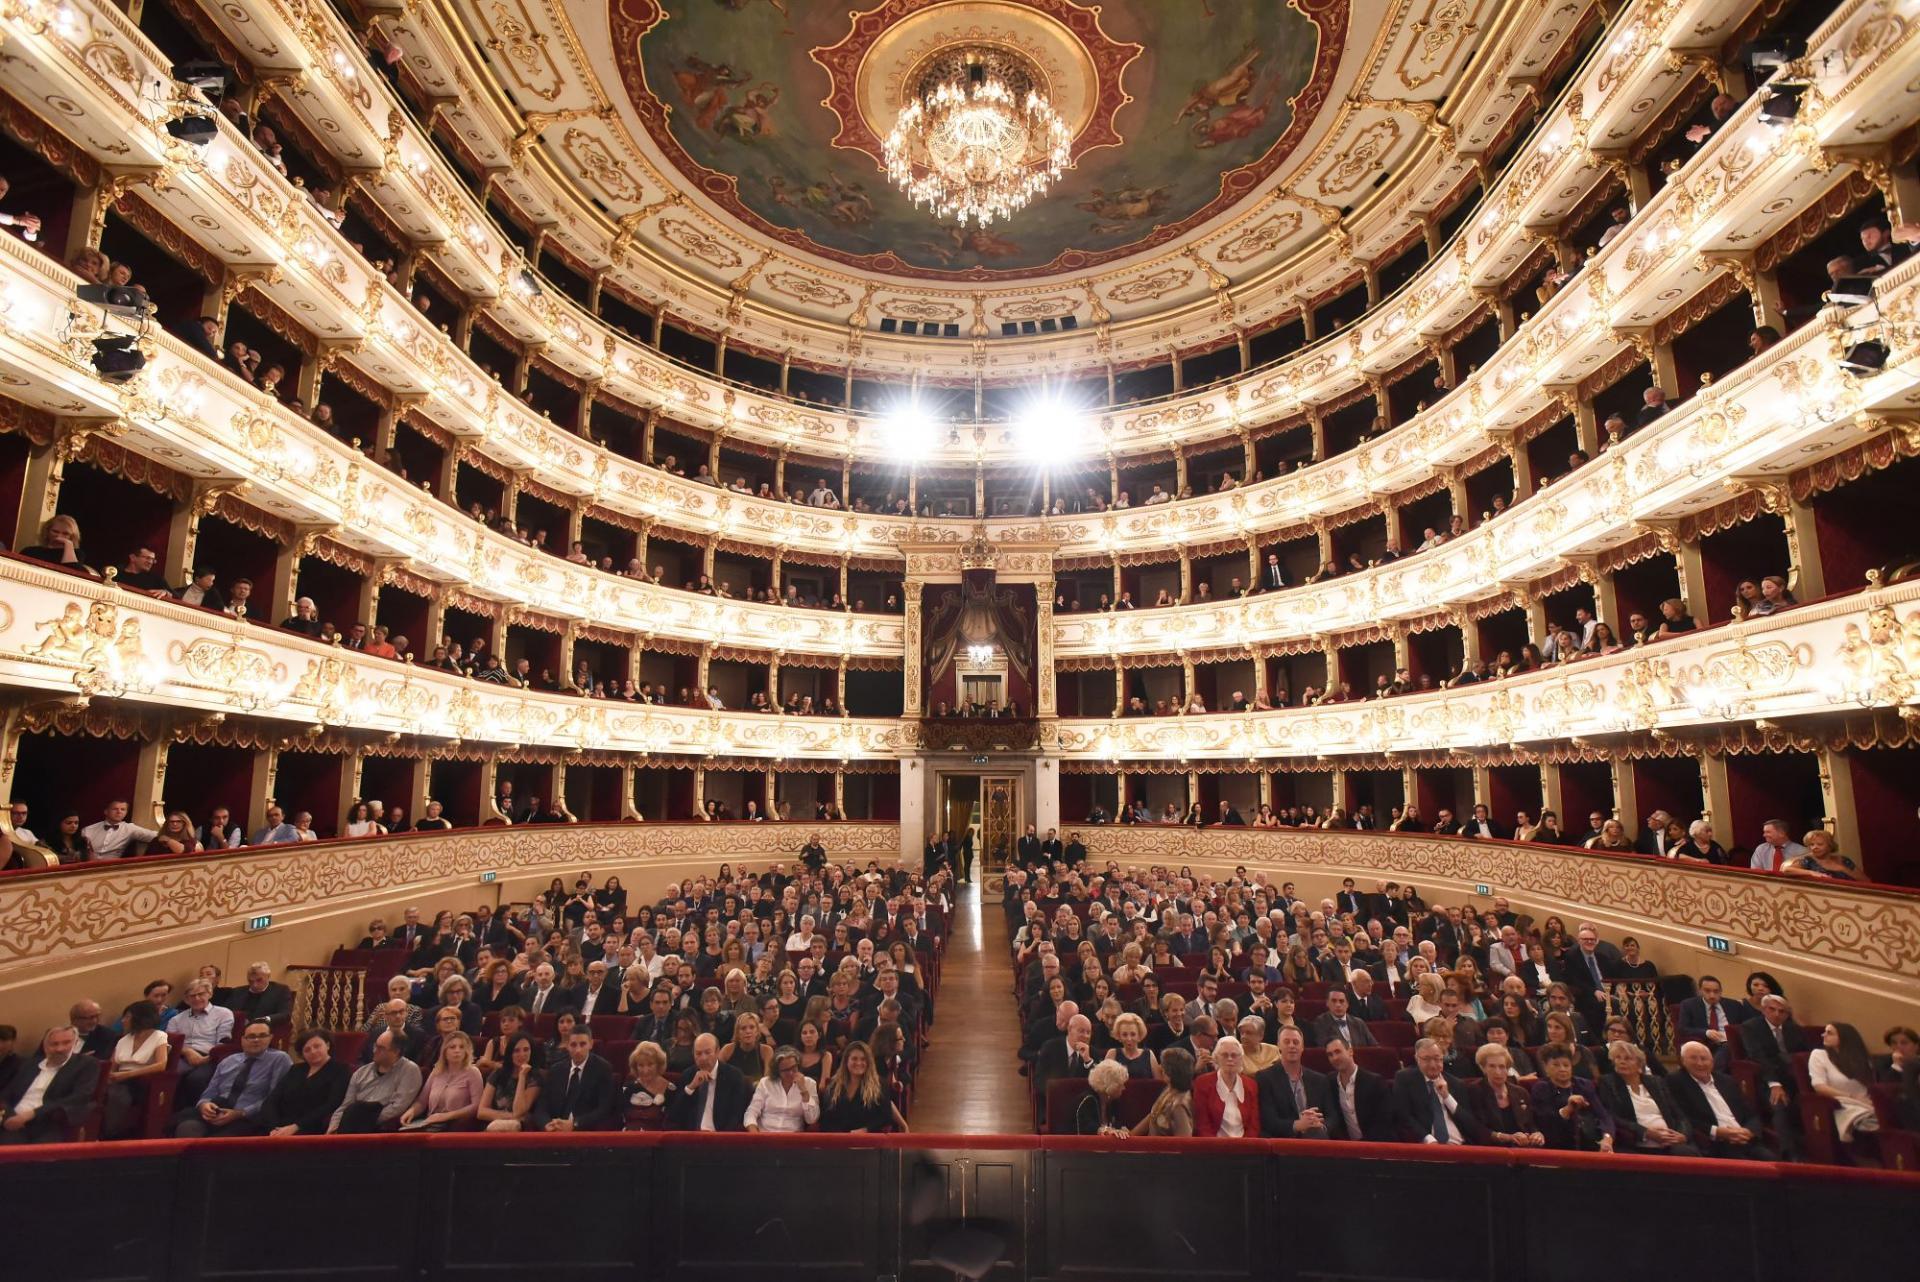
[909,877,1032,1134]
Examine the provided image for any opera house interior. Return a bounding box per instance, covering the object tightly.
[3,0,1920,1276]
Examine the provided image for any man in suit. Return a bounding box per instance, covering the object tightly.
[1459,805,1508,840]
[1668,1041,1777,1159]
[392,907,428,956]
[0,1025,101,1143]
[1261,552,1287,591]
[1323,1036,1395,1141]
[667,1033,751,1132]
[1344,971,1387,1022]
[1429,808,1463,836]
[360,1000,426,1066]
[1738,994,1808,1159]
[1215,801,1246,826]
[1392,1037,1489,1145]
[574,961,619,1026]
[1634,809,1675,857]
[1334,878,1365,919]
[68,1000,114,1062]
[520,963,578,1019]
[535,1028,618,1132]
[1311,989,1377,1048]
[1034,1013,1097,1100]
[1016,825,1043,870]
[1257,1028,1334,1138]
[1675,975,1745,1064]
[1561,923,1618,1034]
[1040,828,1064,863]
[633,986,677,1047]
[226,963,294,1024]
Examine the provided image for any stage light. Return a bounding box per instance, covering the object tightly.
[91,333,145,383]
[1013,392,1089,467]
[76,284,152,319]
[1758,84,1802,127]
[1838,340,1888,377]
[881,399,939,460]
[1824,276,1878,308]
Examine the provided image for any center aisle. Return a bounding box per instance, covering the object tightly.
[908,876,1032,1134]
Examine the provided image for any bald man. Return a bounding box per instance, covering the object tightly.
[667,1032,750,1132]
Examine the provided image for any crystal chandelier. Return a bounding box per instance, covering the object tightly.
[883,47,1071,226]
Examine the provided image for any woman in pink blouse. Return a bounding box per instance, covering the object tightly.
[401,1031,484,1130]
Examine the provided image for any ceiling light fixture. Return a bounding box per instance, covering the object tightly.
[883,47,1070,226]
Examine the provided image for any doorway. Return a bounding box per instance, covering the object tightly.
[939,772,1021,873]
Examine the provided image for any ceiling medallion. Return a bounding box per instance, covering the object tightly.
[883,45,1070,225]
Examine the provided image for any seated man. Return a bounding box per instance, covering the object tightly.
[227,962,293,1024]
[330,1029,423,1134]
[666,1033,750,1132]
[1392,1036,1489,1145]
[1256,1028,1332,1139]
[533,1027,618,1133]
[1667,1040,1778,1160]
[171,978,236,1103]
[170,1020,290,1138]
[0,1025,101,1144]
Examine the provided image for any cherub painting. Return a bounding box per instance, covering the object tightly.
[1177,43,1277,148]
[672,55,750,132]
[1075,184,1173,235]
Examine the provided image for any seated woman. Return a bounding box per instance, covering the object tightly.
[1134,1047,1195,1136]
[1407,973,1446,1026]
[719,1013,775,1086]
[1074,1060,1132,1136]
[1480,1020,1537,1084]
[1596,1039,1697,1156]
[1786,829,1860,880]
[1809,1022,1882,1156]
[1541,1013,1600,1080]
[1104,1013,1158,1079]
[1584,819,1636,852]
[818,1040,906,1133]
[1466,1043,1544,1146]
[262,1029,350,1137]
[103,1000,171,1138]
[401,1031,483,1131]
[478,1033,540,1132]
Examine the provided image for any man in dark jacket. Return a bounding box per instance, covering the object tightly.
[533,1028,618,1132]
[1,1026,101,1144]
[666,1033,751,1132]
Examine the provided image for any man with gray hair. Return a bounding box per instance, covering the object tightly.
[0,1025,99,1144]
[1393,1036,1488,1145]
[1737,993,1809,1159]
[1257,1027,1332,1138]
[331,1027,422,1133]
[1035,1010,1094,1097]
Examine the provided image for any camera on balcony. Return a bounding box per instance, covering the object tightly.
[75,283,152,320]
[163,61,228,147]
[89,333,145,383]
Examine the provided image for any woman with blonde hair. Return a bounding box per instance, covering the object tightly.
[1111,942,1152,987]
[1104,1012,1159,1079]
[402,1031,483,1130]
[623,1041,673,1131]
[21,513,95,575]
[719,1011,774,1085]
[819,1040,906,1133]
[1407,972,1446,1025]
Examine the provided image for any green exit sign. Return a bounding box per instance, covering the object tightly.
[1475,884,1492,896]
[479,871,497,883]
[1706,934,1736,954]
[243,914,273,932]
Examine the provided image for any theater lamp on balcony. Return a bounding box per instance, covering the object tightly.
[89,334,145,383]
[1758,84,1803,127]
[1839,339,1889,377]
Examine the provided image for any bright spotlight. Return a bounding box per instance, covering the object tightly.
[881,399,938,460]
[1013,393,1089,467]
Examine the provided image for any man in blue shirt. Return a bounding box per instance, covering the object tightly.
[250,804,300,846]
[169,1021,290,1138]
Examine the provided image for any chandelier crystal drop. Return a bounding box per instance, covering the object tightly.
[883,47,1071,226]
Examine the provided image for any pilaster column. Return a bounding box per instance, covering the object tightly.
[1307,407,1326,462]
[1817,748,1861,868]
[833,770,846,817]
[1608,759,1637,826]
[1174,447,1189,494]
[1672,542,1709,622]
[836,659,847,710]
[1180,654,1196,705]
[1446,469,1469,526]
[1452,610,1483,666]
[334,751,366,835]
[642,409,658,463]
[247,747,281,836]
[1592,571,1623,637]
[1245,535,1260,583]
[765,769,778,819]
[1036,584,1056,718]
[1178,548,1192,602]
[701,535,717,579]
[903,580,924,717]
[696,643,712,694]
[1539,762,1564,825]
[838,557,850,603]
[1781,495,1827,601]
[766,653,781,707]
[1700,754,1733,833]
[132,736,169,829]
[1322,639,1341,692]
[692,766,706,817]
[11,439,63,551]
[620,765,645,821]
[1390,626,1410,675]
[774,448,787,497]
[1251,649,1268,702]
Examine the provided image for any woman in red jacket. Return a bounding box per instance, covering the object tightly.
[1192,1036,1261,1137]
